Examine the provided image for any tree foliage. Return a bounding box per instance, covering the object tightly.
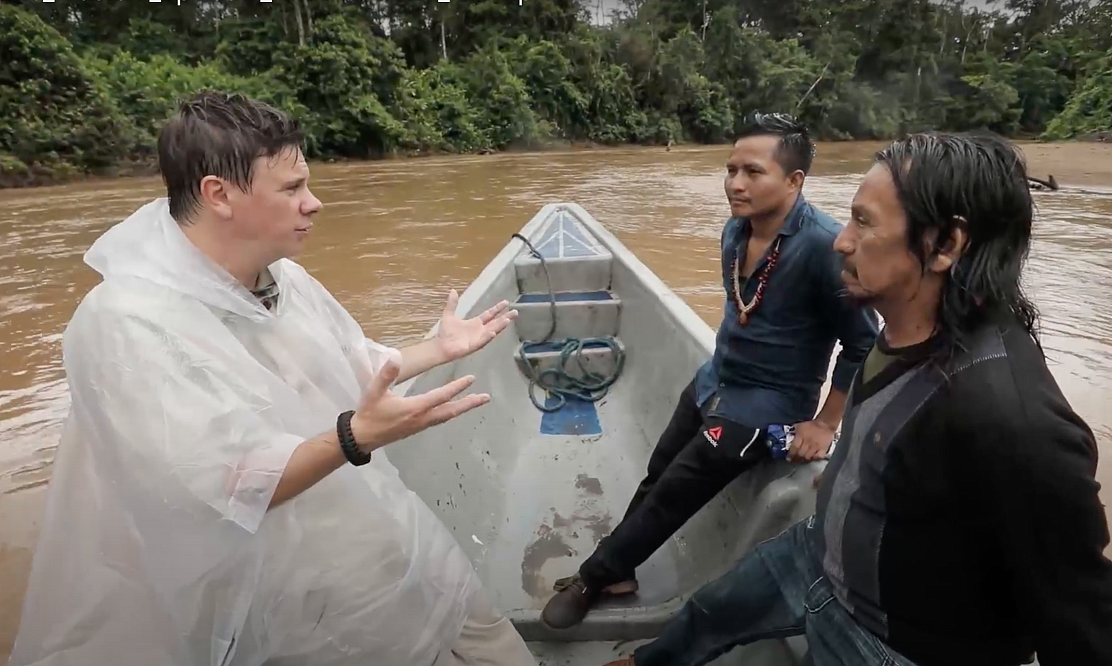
[2,0,1111,185]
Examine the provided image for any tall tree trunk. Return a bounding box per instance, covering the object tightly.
[439,3,449,61]
[292,0,306,47]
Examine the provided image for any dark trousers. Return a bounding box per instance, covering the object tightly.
[631,518,919,666]
[579,378,769,588]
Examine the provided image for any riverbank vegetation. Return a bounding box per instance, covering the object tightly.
[2,0,1112,187]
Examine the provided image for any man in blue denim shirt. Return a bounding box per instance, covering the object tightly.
[542,113,879,629]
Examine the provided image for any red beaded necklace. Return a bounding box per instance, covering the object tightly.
[731,236,783,326]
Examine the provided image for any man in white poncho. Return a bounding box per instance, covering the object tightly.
[9,92,537,666]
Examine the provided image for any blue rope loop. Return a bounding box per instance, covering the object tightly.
[511,231,626,413]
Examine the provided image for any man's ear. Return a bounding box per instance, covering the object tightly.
[788,169,805,191]
[926,215,969,274]
[199,175,233,220]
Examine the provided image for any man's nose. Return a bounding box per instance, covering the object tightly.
[833,226,852,254]
[304,190,323,215]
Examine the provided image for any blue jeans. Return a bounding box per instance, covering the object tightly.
[633,517,917,666]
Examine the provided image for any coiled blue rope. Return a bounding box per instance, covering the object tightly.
[511,232,626,412]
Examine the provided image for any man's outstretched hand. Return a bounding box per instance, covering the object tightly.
[435,289,518,362]
[351,358,489,452]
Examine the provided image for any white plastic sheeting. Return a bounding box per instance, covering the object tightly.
[9,199,480,666]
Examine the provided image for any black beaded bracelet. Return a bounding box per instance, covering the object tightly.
[337,410,372,466]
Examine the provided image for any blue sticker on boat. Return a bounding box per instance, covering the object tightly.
[540,396,602,436]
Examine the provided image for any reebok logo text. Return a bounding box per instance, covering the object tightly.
[703,426,722,446]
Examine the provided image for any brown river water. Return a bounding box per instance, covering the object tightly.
[1,141,1111,660]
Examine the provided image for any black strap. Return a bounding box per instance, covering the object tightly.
[337,410,372,466]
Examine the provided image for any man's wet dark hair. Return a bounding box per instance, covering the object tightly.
[157,91,305,224]
[876,132,1040,365]
[735,112,815,177]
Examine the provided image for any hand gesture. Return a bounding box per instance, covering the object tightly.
[787,420,836,462]
[350,358,489,452]
[436,289,518,362]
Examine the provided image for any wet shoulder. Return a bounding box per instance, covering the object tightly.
[941,319,1087,450]
[68,277,214,347]
[792,204,844,277]
[79,276,196,316]
[799,202,845,244]
[720,216,740,246]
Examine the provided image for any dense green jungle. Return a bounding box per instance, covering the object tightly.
[2,0,1111,186]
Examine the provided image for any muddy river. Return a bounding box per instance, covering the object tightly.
[1,141,1111,660]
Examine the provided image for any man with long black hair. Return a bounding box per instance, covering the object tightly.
[596,132,1112,666]
[542,113,880,629]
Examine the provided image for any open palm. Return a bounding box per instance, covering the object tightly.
[436,289,518,361]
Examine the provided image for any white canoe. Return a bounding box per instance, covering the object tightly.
[386,203,823,665]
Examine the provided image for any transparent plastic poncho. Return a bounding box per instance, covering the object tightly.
[9,199,480,666]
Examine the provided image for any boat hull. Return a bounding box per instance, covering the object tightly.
[387,203,821,665]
